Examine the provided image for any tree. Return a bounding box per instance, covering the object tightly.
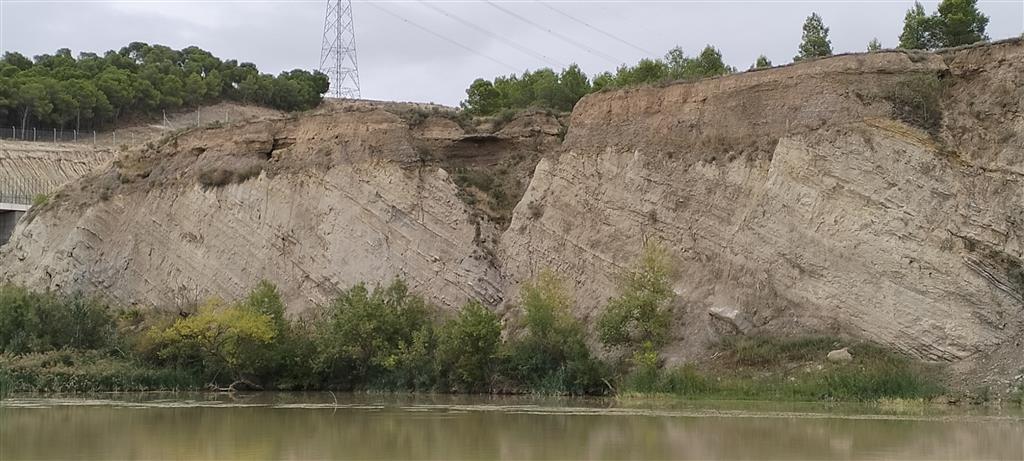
[691,45,733,77]
[899,0,988,50]
[503,271,606,395]
[934,0,989,47]
[437,300,502,392]
[899,2,937,49]
[156,300,277,388]
[556,64,591,111]
[597,242,675,353]
[0,43,329,131]
[794,13,833,61]
[314,279,434,388]
[867,38,883,51]
[751,55,773,70]
[461,78,502,115]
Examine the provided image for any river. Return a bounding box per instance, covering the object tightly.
[1,393,1022,460]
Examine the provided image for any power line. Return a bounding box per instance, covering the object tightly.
[482,1,623,65]
[368,3,520,73]
[418,1,568,69]
[538,1,657,57]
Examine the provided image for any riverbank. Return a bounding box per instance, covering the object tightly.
[0,277,1006,404]
[0,333,963,404]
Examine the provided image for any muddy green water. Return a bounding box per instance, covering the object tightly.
[1,393,1023,460]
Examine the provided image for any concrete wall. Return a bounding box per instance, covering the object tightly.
[0,210,23,247]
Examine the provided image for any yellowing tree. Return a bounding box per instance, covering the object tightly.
[157,300,276,389]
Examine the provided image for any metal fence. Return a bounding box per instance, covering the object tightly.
[1,126,99,144]
[0,176,58,206]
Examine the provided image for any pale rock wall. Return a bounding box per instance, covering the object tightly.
[499,41,1024,362]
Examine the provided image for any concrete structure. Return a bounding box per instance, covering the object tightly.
[0,203,28,246]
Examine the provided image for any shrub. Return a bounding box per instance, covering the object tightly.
[0,286,117,354]
[437,300,502,392]
[313,279,435,389]
[31,194,50,207]
[598,242,675,353]
[885,74,946,132]
[622,342,661,393]
[153,299,277,387]
[197,168,234,187]
[503,271,607,395]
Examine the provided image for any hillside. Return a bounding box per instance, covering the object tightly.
[2,39,1023,387]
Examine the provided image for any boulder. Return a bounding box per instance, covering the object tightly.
[708,306,753,334]
[827,348,853,363]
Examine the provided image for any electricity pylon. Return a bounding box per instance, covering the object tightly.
[319,0,360,99]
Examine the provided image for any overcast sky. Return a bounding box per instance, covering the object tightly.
[1,1,1022,106]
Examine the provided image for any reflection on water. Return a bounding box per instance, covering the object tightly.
[2,393,1023,460]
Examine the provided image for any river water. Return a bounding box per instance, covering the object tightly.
[1,393,1022,460]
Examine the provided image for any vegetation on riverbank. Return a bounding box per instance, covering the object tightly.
[620,336,943,402]
[0,245,944,402]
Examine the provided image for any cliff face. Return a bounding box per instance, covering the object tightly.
[0,107,556,311]
[502,40,1024,364]
[3,41,1023,374]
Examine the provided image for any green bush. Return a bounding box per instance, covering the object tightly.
[885,74,946,132]
[503,271,607,395]
[0,285,117,354]
[437,300,502,392]
[313,279,435,390]
[239,281,319,390]
[598,243,675,353]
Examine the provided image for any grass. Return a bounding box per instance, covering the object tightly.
[0,368,11,399]
[719,335,837,367]
[0,350,201,393]
[31,193,50,207]
[620,336,945,402]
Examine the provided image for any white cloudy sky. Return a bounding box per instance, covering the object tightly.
[1,1,1022,106]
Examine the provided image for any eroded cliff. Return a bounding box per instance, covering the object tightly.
[3,40,1023,381]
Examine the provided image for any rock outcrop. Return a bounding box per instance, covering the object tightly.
[500,40,1024,363]
[3,40,1024,379]
[0,107,557,311]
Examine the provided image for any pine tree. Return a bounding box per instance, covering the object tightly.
[867,38,883,52]
[794,13,833,61]
[751,55,772,69]
[899,2,936,49]
[934,0,989,47]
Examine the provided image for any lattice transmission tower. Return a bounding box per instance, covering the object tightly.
[319,0,360,99]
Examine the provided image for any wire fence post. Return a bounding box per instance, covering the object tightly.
[53,128,56,143]
[113,130,117,145]
[32,128,36,142]
[93,131,97,145]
